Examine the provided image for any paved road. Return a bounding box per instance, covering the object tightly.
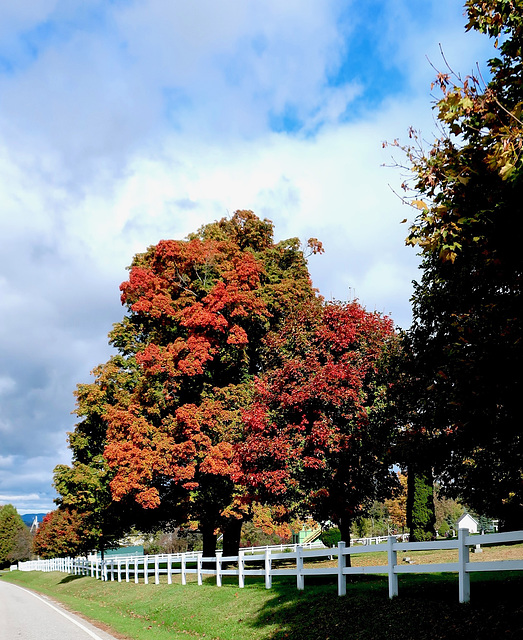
[0,579,120,640]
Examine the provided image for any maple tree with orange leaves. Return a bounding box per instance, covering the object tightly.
[85,211,321,557]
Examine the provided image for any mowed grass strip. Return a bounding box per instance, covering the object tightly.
[2,558,523,640]
[307,540,523,569]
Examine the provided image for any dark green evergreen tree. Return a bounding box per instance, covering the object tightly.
[407,468,436,541]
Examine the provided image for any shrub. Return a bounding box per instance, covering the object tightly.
[320,527,341,547]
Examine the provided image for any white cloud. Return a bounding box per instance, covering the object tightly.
[0,455,15,468]
[0,376,16,395]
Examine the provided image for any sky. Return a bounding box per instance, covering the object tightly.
[0,0,496,515]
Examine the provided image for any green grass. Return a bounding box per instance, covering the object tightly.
[2,569,523,639]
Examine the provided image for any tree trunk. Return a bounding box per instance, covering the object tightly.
[499,506,523,533]
[222,518,243,566]
[201,522,217,569]
[339,513,352,568]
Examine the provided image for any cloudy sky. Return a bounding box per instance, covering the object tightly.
[0,0,495,514]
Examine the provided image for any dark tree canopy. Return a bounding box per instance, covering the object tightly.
[396,0,523,529]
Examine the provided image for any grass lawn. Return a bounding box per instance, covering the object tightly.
[2,561,523,640]
[309,540,523,569]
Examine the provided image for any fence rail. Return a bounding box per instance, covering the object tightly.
[16,529,523,603]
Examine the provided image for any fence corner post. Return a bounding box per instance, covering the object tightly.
[197,552,203,586]
[296,545,304,590]
[181,553,187,585]
[238,549,245,589]
[216,551,222,587]
[264,548,272,589]
[458,528,470,603]
[387,535,398,599]
[337,541,346,596]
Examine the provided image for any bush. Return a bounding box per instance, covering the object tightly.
[412,528,434,542]
[320,527,341,547]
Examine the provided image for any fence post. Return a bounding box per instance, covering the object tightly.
[154,555,160,585]
[143,555,148,584]
[167,554,172,585]
[337,541,346,596]
[458,528,470,603]
[238,549,245,589]
[296,546,304,590]
[181,553,187,586]
[387,535,398,599]
[216,551,222,587]
[264,548,272,589]
[134,558,139,584]
[197,552,203,586]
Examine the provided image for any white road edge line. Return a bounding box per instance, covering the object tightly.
[8,582,109,640]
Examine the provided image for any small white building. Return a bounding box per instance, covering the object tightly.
[457,513,478,533]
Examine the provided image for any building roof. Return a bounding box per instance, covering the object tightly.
[457,513,478,525]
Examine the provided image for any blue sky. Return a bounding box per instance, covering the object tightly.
[0,0,496,514]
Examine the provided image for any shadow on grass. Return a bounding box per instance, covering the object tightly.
[239,572,523,640]
[59,574,89,584]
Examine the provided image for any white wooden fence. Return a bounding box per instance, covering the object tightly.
[17,529,523,603]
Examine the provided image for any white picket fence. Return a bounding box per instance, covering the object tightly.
[17,529,523,603]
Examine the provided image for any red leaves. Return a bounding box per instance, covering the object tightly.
[226,324,249,346]
[239,300,398,524]
[32,508,97,558]
[200,442,239,477]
